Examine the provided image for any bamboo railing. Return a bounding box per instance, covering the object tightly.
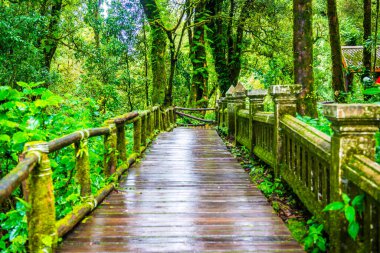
[0,106,176,252]
[217,85,380,253]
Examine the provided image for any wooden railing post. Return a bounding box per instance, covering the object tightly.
[116,123,126,162]
[158,108,162,131]
[150,110,155,137]
[104,122,117,176]
[170,108,175,128]
[141,114,147,147]
[248,89,267,151]
[270,85,301,177]
[75,132,91,196]
[133,117,142,154]
[166,110,170,130]
[24,142,58,252]
[173,108,177,125]
[146,112,151,140]
[323,104,380,253]
[163,111,167,131]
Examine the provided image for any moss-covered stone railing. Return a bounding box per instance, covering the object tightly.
[216,85,380,253]
[0,106,176,252]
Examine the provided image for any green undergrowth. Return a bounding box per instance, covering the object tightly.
[217,128,329,252]
[0,83,134,252]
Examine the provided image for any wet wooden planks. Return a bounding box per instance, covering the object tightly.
[58,128,302,253]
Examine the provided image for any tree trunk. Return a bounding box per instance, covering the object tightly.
[229,0,251,87]
[125,50,134,111]
[87,0,102,49]
[143,22,149,107]
[363,0,372,79]
[206,0,250,95]
[206,0,230,95]
[327,0,346,102]
[42,0,63,72]
[293,0,317,117]
[373,0,380,73]
[164,33,176,106]
[140,0,167,105]
[189,0,208,108]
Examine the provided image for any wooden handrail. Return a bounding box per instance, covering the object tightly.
[0,154,38,204]
[175,107,215,111]
[47,127,111,152]
[176,111,215,124]
[111,111,139,124]
[0,105,177,252]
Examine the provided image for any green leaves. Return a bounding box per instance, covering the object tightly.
[17,81,44,89]
[345,206,356,223]
[0,134,11,143]
[342,193,351,205]
[12,132,29,145]
[352,194,365,207]
[323,201,344,211]
[323,193,365,241]
[348,222,360,240]
[303,218,327,252]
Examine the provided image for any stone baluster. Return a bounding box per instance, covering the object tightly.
[270,85,301,177]
[248,89,268,151]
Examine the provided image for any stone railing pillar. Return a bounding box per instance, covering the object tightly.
[248,89,268,151]
[270,85,301,177]
[216,99,221,127]
[233,83,247,144]
[219,97,227,128]
[323,104,380,253]
[24,142,58,252]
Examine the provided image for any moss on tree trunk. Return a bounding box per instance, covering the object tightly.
[140,0,167,105]
[293,0,317,117]
[327,0,346,102]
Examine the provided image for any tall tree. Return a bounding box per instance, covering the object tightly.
[162,3,189,106]
[327,0,346,102]
[206,0,252,96]
[41,0,63,72]
[206,0,230,95]
[374,0,380,73]
[293,0,317,117]
[189,0,208,107]
[363,0,372,78]
[140,0,167,105]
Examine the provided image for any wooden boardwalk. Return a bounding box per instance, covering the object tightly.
[58,128,302,252]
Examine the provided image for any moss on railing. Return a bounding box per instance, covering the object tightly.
[217,85,380,253]
[0,106,176,252]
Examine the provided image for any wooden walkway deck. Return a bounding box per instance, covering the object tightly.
[58,128,302,252]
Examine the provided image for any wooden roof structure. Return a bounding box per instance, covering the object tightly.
[342,46,380,72]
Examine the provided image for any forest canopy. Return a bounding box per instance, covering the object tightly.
[0,0,378,114]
